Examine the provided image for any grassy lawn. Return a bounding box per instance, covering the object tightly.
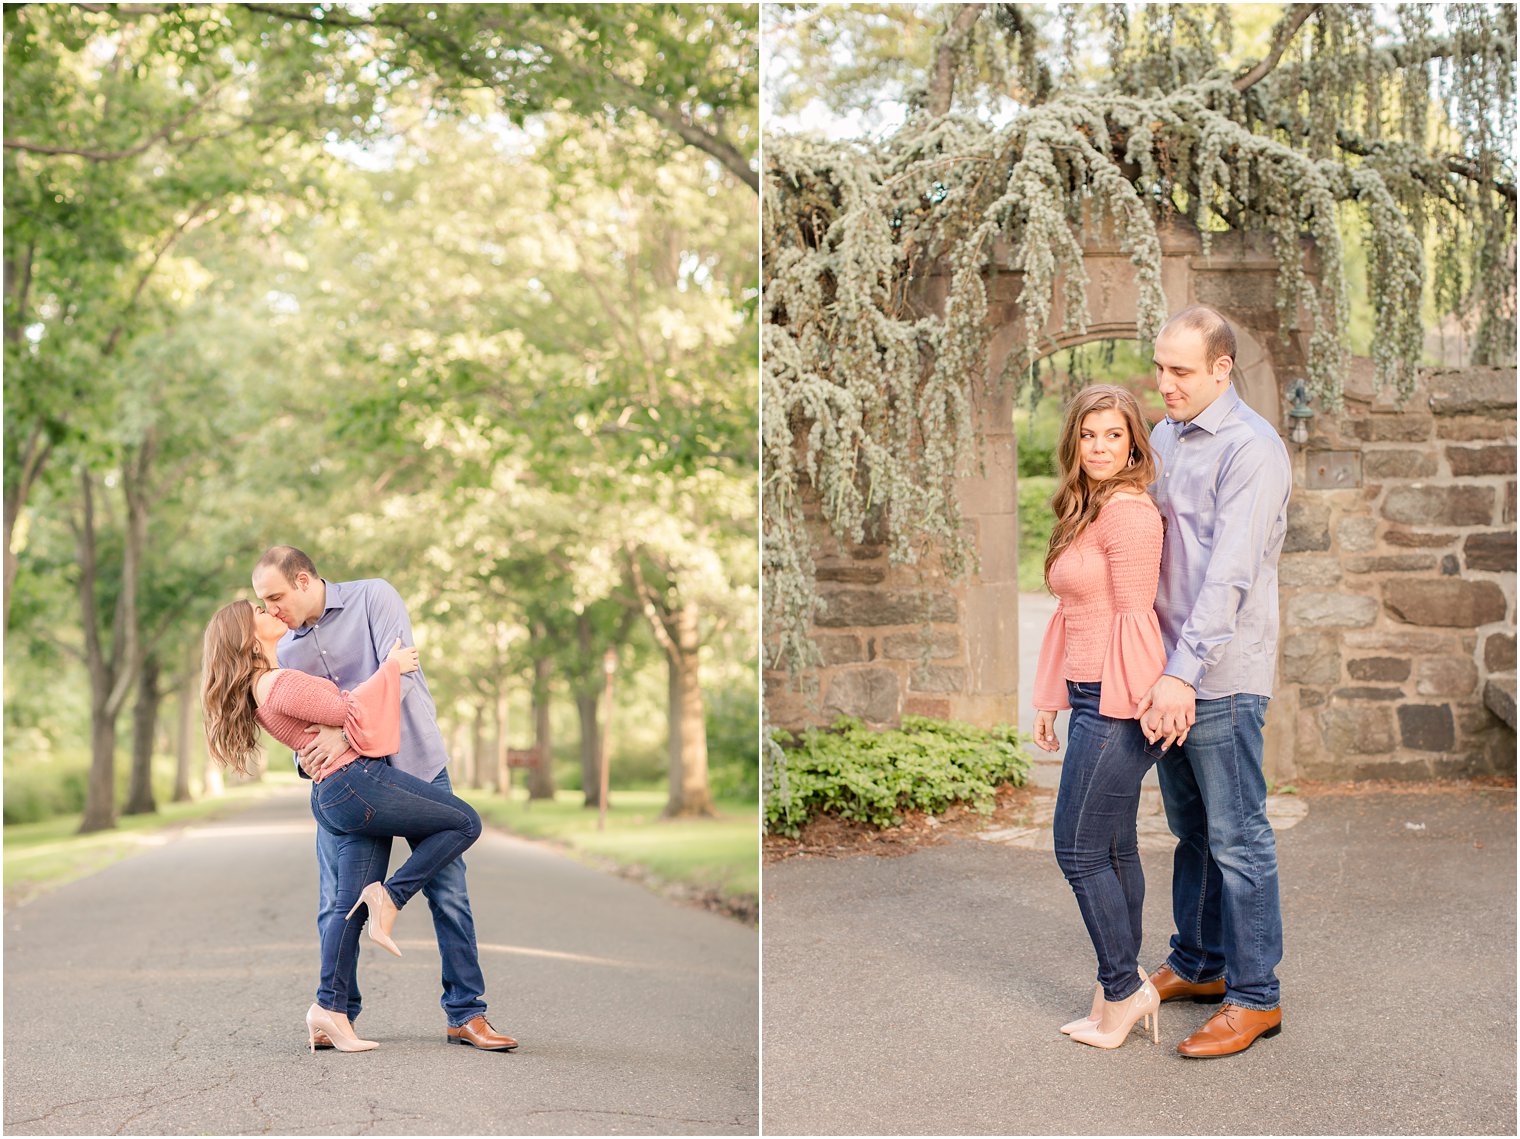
[459,787,759,903]
[2,777,287,908]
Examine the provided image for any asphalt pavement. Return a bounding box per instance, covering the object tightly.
[4,784,759,1136]
[760,784,1517,1135]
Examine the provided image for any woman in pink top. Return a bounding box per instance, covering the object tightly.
[1031,384,1176,1050]
[201,600,483,1054]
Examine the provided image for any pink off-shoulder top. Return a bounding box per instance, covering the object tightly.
[1033,493,1167,720]
[254,658,402,783]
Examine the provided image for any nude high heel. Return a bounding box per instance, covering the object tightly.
[306,1004,378,1053]
[1068,979,1161,1049]
[1060,967,1148,1035]
[344,881,402,957]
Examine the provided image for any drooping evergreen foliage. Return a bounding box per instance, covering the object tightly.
[763,3,1516,681]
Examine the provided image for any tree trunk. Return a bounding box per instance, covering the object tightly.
[529,651,555,800]
[576,691,602,809]
[173,642,198,802]
[124,653,160,815]
[470,703,487,790]
[927,3,986,117]
[663,601,714,818]
[494,687,511,797]
[80,703,119,833]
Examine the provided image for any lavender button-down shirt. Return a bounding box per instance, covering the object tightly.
[1148,385,1292,700]
[275,578,450,782]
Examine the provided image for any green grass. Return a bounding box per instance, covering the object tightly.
[3,777,287,907]
[459,787,759,902]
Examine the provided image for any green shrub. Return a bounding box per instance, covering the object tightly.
[1019,475,1057,593]
[765,715,1033,837]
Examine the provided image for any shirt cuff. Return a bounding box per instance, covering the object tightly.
[1164,650,1206,689]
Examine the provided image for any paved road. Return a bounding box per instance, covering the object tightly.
[4,784,758,1136]
[762,786,1516,1135]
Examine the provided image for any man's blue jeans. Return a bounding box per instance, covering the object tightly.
[1155,692,1283,1011]
[313,766,489,1026]
[1053,681,1164,1002]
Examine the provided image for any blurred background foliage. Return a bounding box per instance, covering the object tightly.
[3,3,759,858]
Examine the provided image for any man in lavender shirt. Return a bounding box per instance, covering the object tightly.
[252,545,517,1052]
[1135,307,1292,1058]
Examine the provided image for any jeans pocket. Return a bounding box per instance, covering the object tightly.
[314,779,374,833]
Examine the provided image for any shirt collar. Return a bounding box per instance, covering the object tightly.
[288,578,345,639]
[1169,384,1240,436]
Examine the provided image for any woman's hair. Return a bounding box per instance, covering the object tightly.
[201,600,266,776]
[1044,384,1159,586]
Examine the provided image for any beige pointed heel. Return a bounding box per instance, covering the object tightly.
[1060,967,1148,1035]
[1069,979,1161,1049]
[305,1004,378,1053]
[344,881,402,957]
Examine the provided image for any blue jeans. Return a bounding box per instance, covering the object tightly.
[311,763,486,1021]
[1053,682,1163,1002]
[1155,692,1282,1011]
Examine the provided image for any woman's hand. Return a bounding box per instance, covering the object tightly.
[387,637,420,674]
[1032,709,1061,753]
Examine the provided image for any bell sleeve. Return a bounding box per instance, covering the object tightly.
[342,657,402,758]
[1032,601,1072,712]
[1094,497,1167,720]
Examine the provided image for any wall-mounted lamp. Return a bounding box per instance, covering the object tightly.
[1286,378,1315,446]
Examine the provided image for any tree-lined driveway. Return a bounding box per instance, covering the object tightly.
[4,785,758,1135]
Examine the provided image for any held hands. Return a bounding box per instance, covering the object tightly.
[387,637,420,674]
[1136,674,1196,751]
[298,724,347,779]
[1032,709,1061,753]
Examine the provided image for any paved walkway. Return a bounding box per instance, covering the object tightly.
[4,785,759,1135]
[762,785,1516,1135]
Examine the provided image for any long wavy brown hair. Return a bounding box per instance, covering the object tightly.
[201,600,270,776]
[1043,384,1159,587]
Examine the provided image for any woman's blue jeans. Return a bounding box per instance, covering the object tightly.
[309,758,482,1015]
[1052,681,1162,1002]
[1155,692,1282,1011]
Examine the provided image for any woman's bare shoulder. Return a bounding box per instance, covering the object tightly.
[252,668,287,708]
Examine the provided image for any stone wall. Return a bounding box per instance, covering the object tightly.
[1275,364,1516,779]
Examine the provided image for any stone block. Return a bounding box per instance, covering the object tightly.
[1382,485,1495,527]
[1285,592,1379,628]
[1300,688,1326,707]
[1506,481,1516,525]
[1320,702,1398,755]
[823,668,901,724]
[880,629,961,662]
[974,513,1019,585]
[815,634,867,666]
[1343,630,1456,655]
[1382,528,1455,549]
[1279,554,1343,587]
[815,589,958,627]
[1415,655,1479,697]
[1337,516,1377,552]
[1398,704,1456,752]
[1447,444,1517,477]
[1464,532,1517,572]
[1345,554,1439,574]
[1363,449,1438,479]
[1427,368,1518,415]
[1484,633,1516,672]
[964,583,1019,695]
[911,664,967,694]
[1334,686,1403,701]
[1281,633,1341,685]
[1435,417,1512,441]
[1441,554,1460,575]
[959,445,1018,516]
[1483,678,1517,731]
[1348,414,1434,442]
[1383,579,1509,627]
[1284,499,1332,553]
[1348,657,1412,682]
[903,696,952,719]
[1303,450,1364,490]
[815,564,889,585]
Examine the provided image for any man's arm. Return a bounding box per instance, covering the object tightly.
[364,580,422,700]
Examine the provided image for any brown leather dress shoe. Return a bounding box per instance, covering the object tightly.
[309,1030,335,1050]
[446,1016,519,1051]
[1176,1003,1282,1058]
[1149,964,1227,1003]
